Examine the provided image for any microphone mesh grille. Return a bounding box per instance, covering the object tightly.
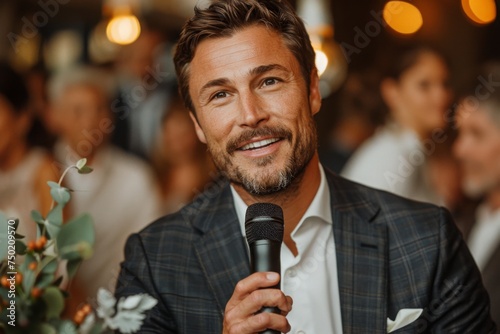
[245,203,284,244]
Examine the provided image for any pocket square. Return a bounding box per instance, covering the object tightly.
[387,308,423,333]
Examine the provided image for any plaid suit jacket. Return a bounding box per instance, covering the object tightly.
[116,170,496,333]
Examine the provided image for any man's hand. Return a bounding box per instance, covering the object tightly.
[223,272,293,334]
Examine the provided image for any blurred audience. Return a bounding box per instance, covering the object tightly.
[319,70,384,173]
[0,62,58,241]
[453,63,500,325]
[342,45,452,204]
[48,66,162,304]
[151,96,215,214]
[25,65,57,149]
[111,29,175,160]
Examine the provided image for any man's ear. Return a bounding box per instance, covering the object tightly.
[189,111,207,144]
[309,68,322,116]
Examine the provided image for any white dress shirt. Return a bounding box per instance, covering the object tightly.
[342,123,441,205]
[231,164,343,334]
[467,205,500,271]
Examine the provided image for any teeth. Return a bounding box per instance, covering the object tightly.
[240,138,280,151]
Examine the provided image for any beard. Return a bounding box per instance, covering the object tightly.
[207,116,317,196]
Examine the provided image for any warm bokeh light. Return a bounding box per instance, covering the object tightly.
[106,14,141,45]
[383,1,423,35]
[315,49,329,76]
[462,0,497,25]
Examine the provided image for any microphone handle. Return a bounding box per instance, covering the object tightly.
[249,240,281,334]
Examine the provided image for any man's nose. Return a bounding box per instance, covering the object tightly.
[237,91,269,128]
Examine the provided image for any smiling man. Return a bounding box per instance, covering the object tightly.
[115,1,495,333]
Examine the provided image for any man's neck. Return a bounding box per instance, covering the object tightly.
[232,153,322,255]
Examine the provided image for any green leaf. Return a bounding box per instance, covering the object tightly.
[56,214,95,261]
[45,204,64,239]
[22,266,36,293]
[66,259,81,278]
[0,213,8,259]
[15,240,27,255]
[37,273,55,289]
[77,165,93,174]
[49,185,71,205]
[31,210,44,223]
[40,257,58,275]
[57,320,77,334]
[76,158,87,170]
[42,286,65,319]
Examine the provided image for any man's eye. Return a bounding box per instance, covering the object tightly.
[262,78,279,87]
[212,91,227,100]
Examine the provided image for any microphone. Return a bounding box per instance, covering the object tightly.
[245,203,284,334]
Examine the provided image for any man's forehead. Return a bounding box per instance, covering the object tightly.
[193,26,286,64]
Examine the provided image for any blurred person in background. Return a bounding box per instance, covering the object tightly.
[319,70,384,173]
[25,64,57,149]
[111,29,176,160]
[151,95,215,214]
[48,66,162,306]
[342,45,453,204]
[453,63,500,325]
[0,62,58,242]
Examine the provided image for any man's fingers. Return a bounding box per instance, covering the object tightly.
[226,312,291,334]
[226,272,280,310]
[248,289,291,315]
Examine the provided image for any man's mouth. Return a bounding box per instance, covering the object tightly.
[238,138,282,151]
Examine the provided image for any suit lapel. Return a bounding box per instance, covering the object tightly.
[191,183,251,316]
[327,173,389,333]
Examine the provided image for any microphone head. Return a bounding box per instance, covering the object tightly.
[245,203,284,245]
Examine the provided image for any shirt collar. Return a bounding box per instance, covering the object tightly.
[231,163,332,238]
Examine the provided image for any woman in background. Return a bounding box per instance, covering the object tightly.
[0,62,58,241]
[342,45,452,204]
[152,97,215,214]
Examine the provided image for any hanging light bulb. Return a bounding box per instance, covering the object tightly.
[106,13,141,45]
[104,0,142,45]
[298,0,347,97]
[462,0,496,25]
[383,1,423,35]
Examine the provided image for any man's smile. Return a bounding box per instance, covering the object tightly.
[238,137,282,151]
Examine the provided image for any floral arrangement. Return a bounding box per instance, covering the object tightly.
[0,159,157,334]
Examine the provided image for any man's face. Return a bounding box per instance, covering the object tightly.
[454,103,500,197]
[187,25,321,195]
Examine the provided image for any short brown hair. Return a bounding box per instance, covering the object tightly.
[173,0,316,112]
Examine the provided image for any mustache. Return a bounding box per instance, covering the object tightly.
[226,126,293,155]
